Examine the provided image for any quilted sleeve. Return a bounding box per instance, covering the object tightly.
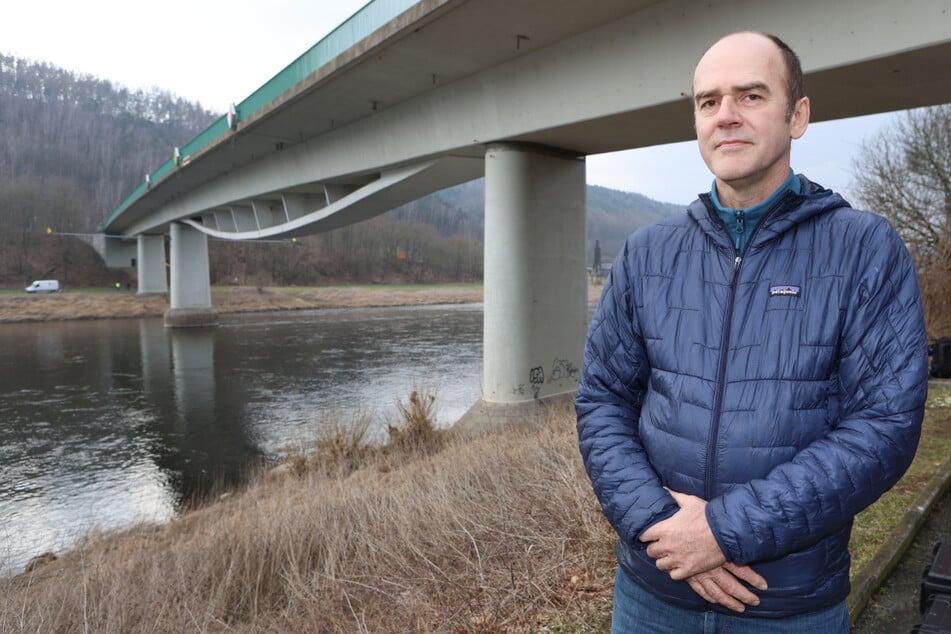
[706,217,929,565]
[576,239,678,548]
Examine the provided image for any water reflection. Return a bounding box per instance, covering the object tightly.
[0,319,179,575]
[0,304,482,575]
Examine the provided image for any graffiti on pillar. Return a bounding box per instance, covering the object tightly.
[550,358,580,382]
[529,366,545,399]
[511,384,527,397]
[529,366,545,386]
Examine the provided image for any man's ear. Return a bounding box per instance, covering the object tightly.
[790,96,810,140]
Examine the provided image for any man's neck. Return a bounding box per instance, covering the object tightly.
[710,170,800,256]
[715,168,792,209]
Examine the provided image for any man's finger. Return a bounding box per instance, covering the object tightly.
[686,577,714,604]
[685,566,763,612]
[696,575,745,612]
[723,562,768,591]
[654,555,673,572]
[706,569,759,606]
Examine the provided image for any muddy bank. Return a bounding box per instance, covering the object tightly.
[0,286,480,323]
[0,284,607,324]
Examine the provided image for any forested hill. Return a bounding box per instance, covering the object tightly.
[0,54,682,288]
[0,54,217,227]
[394,180,684,265]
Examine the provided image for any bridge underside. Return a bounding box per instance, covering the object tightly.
[157,143,590,406]
[97,0,951,414]
[180,155,483,241]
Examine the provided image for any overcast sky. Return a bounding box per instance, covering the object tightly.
[2,0,902,206]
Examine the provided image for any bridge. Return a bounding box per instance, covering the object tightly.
[99,0,951,412]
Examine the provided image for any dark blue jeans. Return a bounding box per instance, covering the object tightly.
[611,567,850,633]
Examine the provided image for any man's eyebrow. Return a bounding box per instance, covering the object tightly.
[693,82,771,103]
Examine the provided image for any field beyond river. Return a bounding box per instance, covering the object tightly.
[0,282,618,323]
[0,284,496,323]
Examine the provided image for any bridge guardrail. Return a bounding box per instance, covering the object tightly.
[100,0,421,232]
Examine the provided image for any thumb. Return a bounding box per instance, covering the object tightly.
[667,489,709,510]
[666,488,690,506]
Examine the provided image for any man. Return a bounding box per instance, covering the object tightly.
[576,32,929,632]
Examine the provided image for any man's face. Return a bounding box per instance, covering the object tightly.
[692,33,808,203]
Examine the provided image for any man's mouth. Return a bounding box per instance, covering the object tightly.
[716,139,750,150]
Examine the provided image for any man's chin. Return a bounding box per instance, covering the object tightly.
[712,167,755,186]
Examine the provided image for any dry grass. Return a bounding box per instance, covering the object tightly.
[4,383,947,633]
[280,285,486,310]
[0,292,172,322]
[390,390,444,452]
[0,400,616,633]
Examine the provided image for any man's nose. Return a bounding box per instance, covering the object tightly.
[716,97,741,126]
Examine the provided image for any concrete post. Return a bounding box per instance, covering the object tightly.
[165,222,218,328]
[136,234,168,295]
[481,142,587,406]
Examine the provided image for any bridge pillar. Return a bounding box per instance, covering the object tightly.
[478,142,587,415]
[136,234,168,295]
[164,222,218,328]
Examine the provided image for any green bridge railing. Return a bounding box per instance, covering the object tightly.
[100,0,420,231]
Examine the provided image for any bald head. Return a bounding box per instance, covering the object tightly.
[695,32,804,119]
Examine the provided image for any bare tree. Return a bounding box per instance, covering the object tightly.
[852,105,951,338]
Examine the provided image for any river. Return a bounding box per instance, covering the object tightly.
[0,304,483,576]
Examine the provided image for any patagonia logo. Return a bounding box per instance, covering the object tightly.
[769,284,801,297]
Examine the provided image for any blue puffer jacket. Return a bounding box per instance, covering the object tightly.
[576,176,929,617]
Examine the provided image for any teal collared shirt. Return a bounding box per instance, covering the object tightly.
[711,170,801,256]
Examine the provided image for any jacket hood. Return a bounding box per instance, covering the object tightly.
[687,175,851,254]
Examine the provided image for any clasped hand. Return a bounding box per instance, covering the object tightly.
[639,489,767,612]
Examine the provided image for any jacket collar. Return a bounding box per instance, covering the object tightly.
[687,175,851,254]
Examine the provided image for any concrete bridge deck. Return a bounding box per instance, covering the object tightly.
[97,0,951,406]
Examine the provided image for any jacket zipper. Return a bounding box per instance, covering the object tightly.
[705,254,742,500]
[701,191,794,500]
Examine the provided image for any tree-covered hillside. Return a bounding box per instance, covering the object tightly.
[586,185,683,263]
[0,54,216,224]
[0,53,217,287]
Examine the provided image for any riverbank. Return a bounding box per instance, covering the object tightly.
[2,385,950,632]
[0,285,473,323]
[0,284,605,323]
[0,401,618,632]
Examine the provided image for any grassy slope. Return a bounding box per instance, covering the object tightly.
[2,386,949,632]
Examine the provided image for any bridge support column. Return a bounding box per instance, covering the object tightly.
[467,142,586,424]
[164,222,218,328]
[136,234,168,295]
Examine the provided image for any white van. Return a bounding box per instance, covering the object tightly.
[25,280,61,293]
